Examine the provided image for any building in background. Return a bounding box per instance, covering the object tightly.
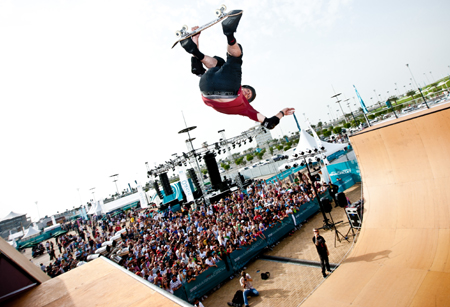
[0,212,31,239]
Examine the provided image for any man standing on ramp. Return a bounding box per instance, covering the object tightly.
[180,10,295,130]
[313,228,332,278]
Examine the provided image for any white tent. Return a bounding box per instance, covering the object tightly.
[291,121,348,160]
[87,201,102,215]
[21,226,40,240]
[8,230,24,241]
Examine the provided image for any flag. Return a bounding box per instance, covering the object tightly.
[353,85,368,114]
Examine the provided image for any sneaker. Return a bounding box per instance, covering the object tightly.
[180,38,198,54]
[222,10,243,35]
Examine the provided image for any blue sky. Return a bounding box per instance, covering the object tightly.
[0,0,449,221]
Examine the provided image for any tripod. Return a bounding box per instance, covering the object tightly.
[320,211,349,248]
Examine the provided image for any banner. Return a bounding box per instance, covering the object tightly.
[178,166,194,203]
[182,260,233,301]
[327,160,360,192]
[229,237,267,271]
[265,218,294,246]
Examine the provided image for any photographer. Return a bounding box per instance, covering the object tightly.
[239,271,259,307]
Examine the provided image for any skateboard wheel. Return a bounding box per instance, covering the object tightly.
[215,9,221,17]
[220,4,227,11]
[175,30,182,37]
[182,24,188,31]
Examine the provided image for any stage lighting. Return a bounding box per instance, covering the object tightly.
[218,150,221,154]
[314,148,318,152]
[293,163,298,167]
[315,157,320,162]
[320,146,325,150]
[294,154,298,158]
[307,149,312,154]
[215,143,220,150]
[285,165,290,169]
[300,151,304,155]
[249,137,253,142]
[300,162,305,166]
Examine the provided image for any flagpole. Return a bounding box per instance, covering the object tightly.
[293,113,301,132]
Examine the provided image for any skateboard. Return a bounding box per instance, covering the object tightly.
[172,5,243,49]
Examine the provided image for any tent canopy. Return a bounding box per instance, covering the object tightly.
[22,227,40,240]
[291,121,348,161]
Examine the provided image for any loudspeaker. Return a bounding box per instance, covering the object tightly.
[153,181,163,199]
[187,168,203,199]
[203,152,222,190]
[337,192,348,208]
[321,197,332,213]
[159,173,173,196]
[187,169,201,190]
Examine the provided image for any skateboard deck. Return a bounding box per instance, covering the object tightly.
[172,5,242,49]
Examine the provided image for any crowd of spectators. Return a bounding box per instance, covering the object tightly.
[38,171,331,298]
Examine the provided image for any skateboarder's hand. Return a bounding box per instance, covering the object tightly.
[280,108,295,117]
[191,26,200,47]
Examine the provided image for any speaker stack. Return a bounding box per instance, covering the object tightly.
[320,197,333,213]
[153,181,163,199]
[159,172,173,196]
[203,152,222,190]
[337,192,348,208]
[187,168,203,199]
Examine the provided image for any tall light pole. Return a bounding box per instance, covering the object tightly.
[110,174,119,195]
[331,93,348,123]
[347,101,357,122]
[90,187,96,203]
[429,71,435,83]
[373,89,379,103]
[406,64,429,108]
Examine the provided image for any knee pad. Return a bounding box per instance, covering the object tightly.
[191,57,206,76]
[213,56,226,68]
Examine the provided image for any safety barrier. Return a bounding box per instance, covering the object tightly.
[171,192,326,302]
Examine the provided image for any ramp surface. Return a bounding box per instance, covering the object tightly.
[4,257,188,307]
[302,105,450,307]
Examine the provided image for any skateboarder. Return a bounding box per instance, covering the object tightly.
[180,10,295,130]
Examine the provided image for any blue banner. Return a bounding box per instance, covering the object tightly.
[229,237,267,271]
[182,260,233,301]
[326,159,360,192]
[354,85,368,114]
[265,218,294,246]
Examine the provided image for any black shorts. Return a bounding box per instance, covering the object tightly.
[199,44,243,94]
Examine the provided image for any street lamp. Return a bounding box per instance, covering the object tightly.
[331,93,348,123]
[373,89,379,103]
[406,64,429,108]
[347,101,357,122]
[430,71,435,83]
[90,187,96,202]
[110,174,119,196]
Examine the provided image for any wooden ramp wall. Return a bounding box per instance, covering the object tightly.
[302,106,450,307]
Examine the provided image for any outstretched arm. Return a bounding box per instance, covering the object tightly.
[258,108,296,129]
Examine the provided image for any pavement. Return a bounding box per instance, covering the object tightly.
[202,183,362,307]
